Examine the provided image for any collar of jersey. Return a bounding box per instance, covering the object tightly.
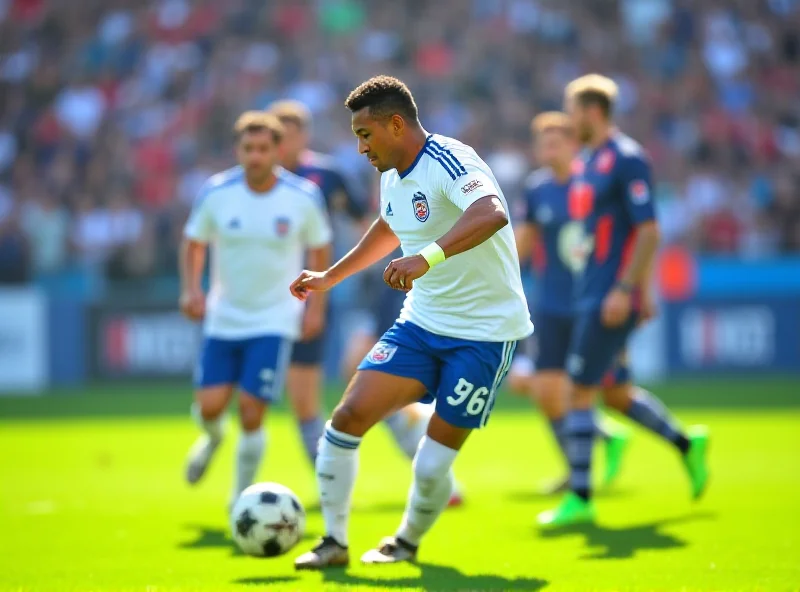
[398,135,433,179]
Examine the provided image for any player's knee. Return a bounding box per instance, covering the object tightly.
[196,391,228,420]
[330,401,371,437]
[239,395,267,431]
[602,384,633,412]
[571,384,596,408]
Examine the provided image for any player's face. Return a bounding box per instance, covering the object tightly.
[278,121,307,166]
[237,129,279,181]
[536,129,574,169]
[565,98,593,144]
[351,108,399,173]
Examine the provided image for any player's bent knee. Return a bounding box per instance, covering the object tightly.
[330,401,373,437]
[602,383,633,412]
[571,384,597,408]
[239,393,267,431]
[195,387,231,419]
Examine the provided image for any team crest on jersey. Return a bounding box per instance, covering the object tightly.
[412,192,430,222]
[629,180,649,204]
[595,149,615,173]
[366,341,398,364]
[275,217,291,236]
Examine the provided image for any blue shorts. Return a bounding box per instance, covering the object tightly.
[357,321,517,429]
[196,335,293,401]
[567,308,637,387]
[533,311,573,371]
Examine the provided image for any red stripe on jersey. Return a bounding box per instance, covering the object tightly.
[595,215,613,263]
[532,234,546,272]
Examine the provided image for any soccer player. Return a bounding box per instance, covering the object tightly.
[515,112,630,494]
[537,75,710,528]
[179,111,332,506]
[268,100,453,480]
[291,76,532,568]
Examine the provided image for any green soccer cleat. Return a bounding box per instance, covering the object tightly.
[537,491,596,529]
[683,425,710,500]
[603,426,631,487]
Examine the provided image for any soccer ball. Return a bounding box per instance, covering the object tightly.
[230,482,306,557]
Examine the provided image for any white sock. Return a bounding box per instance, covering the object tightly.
[191,402,224,442]
[396,436,458,547]
[234,428,266,498]
[384,404,433,460]
[317,422,361,547]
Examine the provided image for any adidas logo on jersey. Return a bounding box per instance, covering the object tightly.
[385,202,393,216]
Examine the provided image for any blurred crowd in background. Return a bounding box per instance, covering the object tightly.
[1,0,799,286]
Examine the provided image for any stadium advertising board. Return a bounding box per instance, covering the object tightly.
[664,297,800,374]
[90,304,201,378]
[0,287,48,393]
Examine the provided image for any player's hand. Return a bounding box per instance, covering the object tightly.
[638,290,658,326]
[290,270,336,302]
[601,287,631,328]
[301,301,326,340]
[179,289,205,321]
[383,255,430,292]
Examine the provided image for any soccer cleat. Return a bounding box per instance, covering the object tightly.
[185,435,221,485]
[294,536,349,570]
[361,536,418,564]
[537,492,596,529]
[603,426,631,487]
[682,425,710,500]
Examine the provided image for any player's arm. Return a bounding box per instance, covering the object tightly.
[333,169,369,222]
[603,155,659,326]
[383,169,508,291]
[179,189,214,321]
[290,215,399,301]
[515,187,540,265]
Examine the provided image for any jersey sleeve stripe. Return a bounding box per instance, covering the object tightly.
[424,148,458,180]
[427,139,468,176]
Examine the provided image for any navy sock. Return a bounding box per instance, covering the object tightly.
[626,388,689,454]
[566,408,595,501]
[299,416,325,465]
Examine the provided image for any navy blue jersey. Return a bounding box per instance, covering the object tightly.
[569,133,656,311]
[522,168,585,316]
[292,151,366,220]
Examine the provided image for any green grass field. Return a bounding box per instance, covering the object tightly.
[1,378,798,592]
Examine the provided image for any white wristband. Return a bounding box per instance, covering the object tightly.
[419,242,446,268]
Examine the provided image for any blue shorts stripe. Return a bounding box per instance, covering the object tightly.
[425,148,457,179]
[480,340,516,428]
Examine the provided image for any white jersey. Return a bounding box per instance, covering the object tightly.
[184,166,332,340]
[380,134,533,342]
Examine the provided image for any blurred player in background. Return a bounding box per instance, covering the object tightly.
[291,76,531,569]
[537,76,710,528]
[179,112,332,507]
[268,101,457,492]
[514,112,630,495]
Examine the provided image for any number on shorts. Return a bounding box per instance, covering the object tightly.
[447,378,490,416]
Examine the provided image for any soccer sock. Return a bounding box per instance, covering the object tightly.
[191,402,224,442]
[384,405,433,460]
[626,387,690,453]
[317,422,361,547]
[566,408,595,501]
[234,428,266,498]
[396,436,457,547]
[298,416,325,465]
[549,417,568,459]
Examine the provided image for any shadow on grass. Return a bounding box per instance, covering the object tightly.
[304,500,410,516]
[233,576,300,586]
[320,563,548,591]
[506,486,636,503]
[539,511,716,559]
[178,524,316,557]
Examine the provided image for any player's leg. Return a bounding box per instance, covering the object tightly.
[538,310,633,528]
[295,323,438,570]
[185,338,237,484]
[287,337,325,466]
[601,355,709,499]
[233,336,292,502]
[361,337,515,564]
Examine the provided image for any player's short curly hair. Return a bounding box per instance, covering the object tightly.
[344,75,418,121]
[565,74,619,118]
[233,111,284,143]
